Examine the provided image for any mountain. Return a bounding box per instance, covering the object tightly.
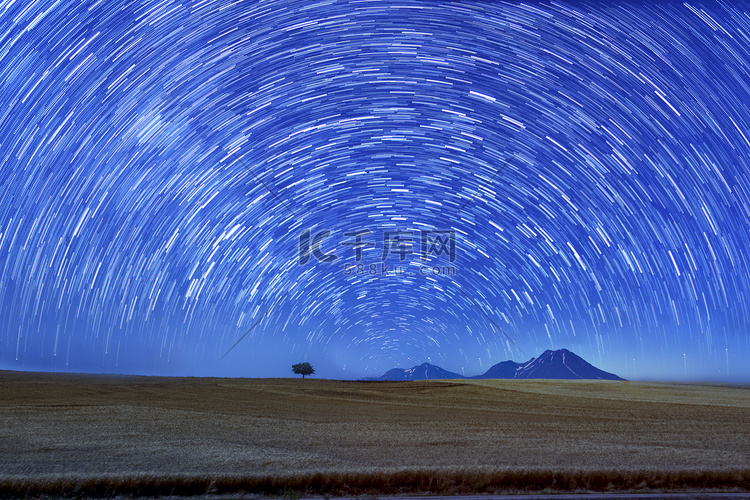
[366,349,626,381]
[470,360,522,379]
[364,362,464,381]
[473,348,625,380]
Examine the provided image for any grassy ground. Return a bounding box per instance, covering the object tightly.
[1,371,749,497]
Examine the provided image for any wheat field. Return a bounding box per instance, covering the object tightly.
[1,370,749,496]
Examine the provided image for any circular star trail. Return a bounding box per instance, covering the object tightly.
[1,0,749,380]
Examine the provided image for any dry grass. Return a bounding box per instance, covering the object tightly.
[1,371,749,497]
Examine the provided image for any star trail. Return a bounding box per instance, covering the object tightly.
[1,0,749,380]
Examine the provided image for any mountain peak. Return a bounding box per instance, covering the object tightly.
[540,348,571,355]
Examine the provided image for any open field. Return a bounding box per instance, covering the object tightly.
[1,371,750,497]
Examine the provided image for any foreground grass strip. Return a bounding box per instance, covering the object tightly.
[3,469,750,498]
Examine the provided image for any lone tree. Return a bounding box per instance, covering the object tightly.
[292,362,315,379]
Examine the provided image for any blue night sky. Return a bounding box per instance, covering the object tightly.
[1,0,749,382]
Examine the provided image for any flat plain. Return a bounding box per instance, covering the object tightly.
[1,370,749,496]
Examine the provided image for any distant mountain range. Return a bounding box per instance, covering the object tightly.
[364,348,625,381]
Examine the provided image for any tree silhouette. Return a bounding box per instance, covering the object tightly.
[292,362,315,378]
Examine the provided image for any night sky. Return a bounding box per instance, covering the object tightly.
[1,0,749,381]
